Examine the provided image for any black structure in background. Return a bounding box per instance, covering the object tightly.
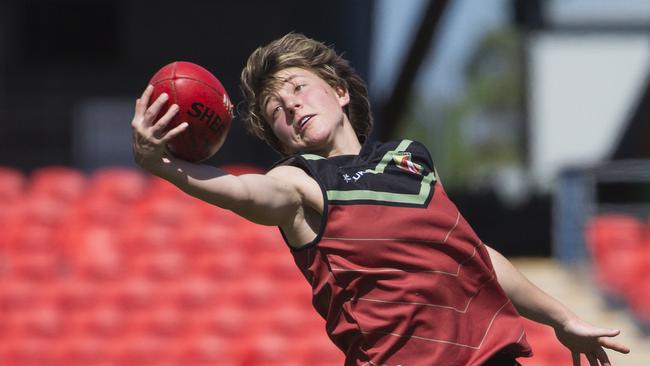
[612,71,650,160]
[0,0,374,171]
[376,0,450,142]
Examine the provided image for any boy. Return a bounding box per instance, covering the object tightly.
[131,33,629,365]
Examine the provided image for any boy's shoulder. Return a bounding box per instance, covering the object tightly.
[269,139,434,174]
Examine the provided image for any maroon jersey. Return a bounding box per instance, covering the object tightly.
[275,140,532,366]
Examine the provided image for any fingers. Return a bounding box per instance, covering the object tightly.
[142,92,169,128]
[594,348,611,366]
[133,85,166,131]
[585,353,598,366]
[599,337,630,354]
[134,85,153,115]
[161,122,189,143]
[572,352,581,366]
[141,84,154,102]
[150,104,179,137]
[597,328,620,338]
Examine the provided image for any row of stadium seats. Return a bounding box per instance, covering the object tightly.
[0,165,589,365]
[1,231,298,282]
[585,213,650,332]
[0,165,344,365]
[0,333,342,366]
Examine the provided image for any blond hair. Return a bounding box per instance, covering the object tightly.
[240,33,372,155]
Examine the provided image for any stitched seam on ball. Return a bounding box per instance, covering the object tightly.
[151,77,225,98]
[171,62,179,104]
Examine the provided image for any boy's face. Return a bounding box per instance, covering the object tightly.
[263,67,350,155]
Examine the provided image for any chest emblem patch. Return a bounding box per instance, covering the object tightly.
[393,152,423,175]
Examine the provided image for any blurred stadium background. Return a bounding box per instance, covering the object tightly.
[0,0,649,365]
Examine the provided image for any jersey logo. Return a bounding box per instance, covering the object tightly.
[393,152,423,175]
[342,170,367,183]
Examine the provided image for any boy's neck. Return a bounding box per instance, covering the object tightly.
[316,123,362,158]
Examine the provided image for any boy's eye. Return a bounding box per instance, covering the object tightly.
[271,105,283,116]
[294,84,306,92]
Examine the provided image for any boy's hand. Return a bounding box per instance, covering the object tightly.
[131,85,188,170]
[554,315,630,366]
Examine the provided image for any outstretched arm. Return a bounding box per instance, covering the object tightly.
[130,85,314,227]
[486,245,630,366]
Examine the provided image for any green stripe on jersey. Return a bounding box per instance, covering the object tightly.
[368,139,413,174]
[327,171,436,205]
[302,154,325,160]
[301,139,412,165]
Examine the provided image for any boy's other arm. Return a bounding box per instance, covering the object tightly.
[486,245,630,365]
[486,245,571,327]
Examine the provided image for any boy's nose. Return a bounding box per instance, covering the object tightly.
[289,100,301,111]
[286,101,302,117]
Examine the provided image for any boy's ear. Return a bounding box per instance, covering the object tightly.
[336,85,350,107]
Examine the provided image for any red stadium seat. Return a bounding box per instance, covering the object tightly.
[643,217,650,246]
[0,198,67,258]
[64,226,128,281]
[111,276,160,311]
[74,304,129,338]
[585,214,644,300]
[256,303,320,337]
[3,223,62,255]
[28,304,66,339]
[113,334,170,366]
[0,276,44,312]
[275,280,314,310]
[173,333,240,366]
[66,195,131,228]
[0,202,22,243]
[254,357,304,366]
[194,249,249,280]
[7,252,62,281]
[168,274,222,310]
[6,303,66,339]
[0,166,26,203]
[627,274,650,327]
[56,335,111,366]
[219,163,265,176]
[192,200,255,230]
[27,166,87,203]
[297,334,345,366]
[233,275,282,310]
[609,249,648,301]
[241,331,294,366]
[119,222,180,256]
[250,251,302,281]
[53,275,103,312]
[88,167,147,204]
[194,304,254,339]
[130,196,197,228]
[149,175,187,200]
[176,223,238,256]
[137,304,189,338]
[238,224,285,257]
[0,338,59,366]
[131,248,189,281]
[10,194,72,228]
[585,214,643,257]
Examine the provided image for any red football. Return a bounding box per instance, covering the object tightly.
[148,61,233,162]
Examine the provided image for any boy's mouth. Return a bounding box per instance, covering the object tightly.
[296,114,315,132]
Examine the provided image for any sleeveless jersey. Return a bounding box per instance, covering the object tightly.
[274,140,532,366]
